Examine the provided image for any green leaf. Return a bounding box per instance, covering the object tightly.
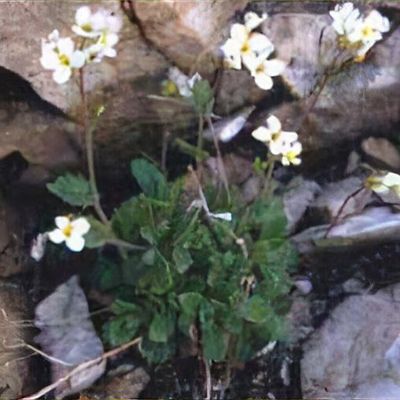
[252,198,287,239]
[111,299,140,315]
[173,247,193,273]
[140,337,175,364]
[241,295,269,323]
[131,159,168,200]
[84,217,114,248]
[149,311,175,343]
[47,174,93,207]
[191,79,214,116]
[103,314,140,347]
[202,322,228,361]
[111,197,147,242]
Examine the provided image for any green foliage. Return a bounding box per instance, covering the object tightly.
[84,217,114,248]
[191,79,214,116]
[91,158,297,366]
[47,173,93,207]
[131,159,168,200]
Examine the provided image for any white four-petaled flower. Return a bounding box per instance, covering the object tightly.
[48,216,90,252]
[40,30,85,84]
[252,115,302,166]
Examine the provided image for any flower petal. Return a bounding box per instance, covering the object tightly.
[57,38,74,57]
[230,23,248,44]
[266,115,281,132]
[66,235,85,252]
[75,6,91,26]
[244,12,267,31]
[70,50,86,68]
[254,72,273,90]
[48,229,65,244]
[248,33,274,55]
[251,127,271,143]
[55,216,70,230]
[71,217,91,235]
[383,172,400,187]
[53,67,72,84]
[281,130,298,143]
[263,59,286,77]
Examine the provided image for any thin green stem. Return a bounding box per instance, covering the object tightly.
[105,238,147,251]
[79,68,109,225]
[263,158,276,198]
[206,114,231,203]
[196,113,204,168]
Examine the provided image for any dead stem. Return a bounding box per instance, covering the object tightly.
[19,336,142,400]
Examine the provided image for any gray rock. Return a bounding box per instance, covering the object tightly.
[362,137,400,171]
[283,178,321,233]
[312,177,371,222]
[35,276,106,399]
[301,283,400,398]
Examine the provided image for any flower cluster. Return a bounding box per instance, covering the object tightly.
[365,172,400,197]
[221,11,286,90]
[48,215,91,252]
[252,115,302,166]
[40,6,122,84]
[330,2,390,62]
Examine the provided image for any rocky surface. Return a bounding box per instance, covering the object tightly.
[301,283,400,398]
[0,1,398,177]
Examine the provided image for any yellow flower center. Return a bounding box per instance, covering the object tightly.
[271,131,281,142]
[163,80,179,97]
[365,175,384,190]
[81,23,92,33]
[241,40,251,54]
[62,223,73,238]
[361,24,374,40]
[58,54,70,66]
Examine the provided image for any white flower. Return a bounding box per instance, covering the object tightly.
[73,6,122,38]
[164,67,201,97]
[243,11,268,31]
[40,30,85,84]
[280,141,302,166]
[48,216,90,252]
[364,174,389,193]
[221,20,273,70]
[348,10,390,44]
[251,115,298,155]
[247,55,286,90]
[330,2,361,37]
[84,31,119,62]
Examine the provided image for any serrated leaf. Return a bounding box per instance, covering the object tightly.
[47,174,93,207]
[173,247,193,273]
[191,80,214,116]
[84,217,114,249]
[131,159,168,200]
